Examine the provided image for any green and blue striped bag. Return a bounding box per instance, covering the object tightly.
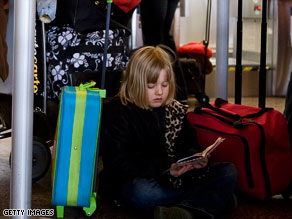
[52,82,105,217]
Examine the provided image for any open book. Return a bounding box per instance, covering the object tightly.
[176,137,225,165]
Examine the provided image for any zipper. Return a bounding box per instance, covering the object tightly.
[248,122,271,198]
[192,124,254,188]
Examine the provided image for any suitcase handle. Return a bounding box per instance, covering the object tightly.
[212,98,272,119]
[100,0,112,89]
[195,98,273,126]
[194,107,244,129]
[204,101,241,121]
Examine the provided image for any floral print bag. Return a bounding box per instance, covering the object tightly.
[46,25,130,100]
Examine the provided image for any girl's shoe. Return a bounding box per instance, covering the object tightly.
[154,206,194,219]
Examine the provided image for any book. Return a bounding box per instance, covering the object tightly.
[176,137,225,166]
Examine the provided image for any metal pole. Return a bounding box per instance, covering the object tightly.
[202,0,212,91]
[42,22,47,114]
[235,0,243,104]
[259,0,267,108]
[215,0,229,100]
[11,0,35,217]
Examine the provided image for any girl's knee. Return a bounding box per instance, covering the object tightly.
[220,163,238,187]
[225,163,238,181]
[132,181,165,202]
[128,179,168,210]
[211,162,238,187]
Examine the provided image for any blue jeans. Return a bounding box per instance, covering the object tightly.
[121,162,237,217]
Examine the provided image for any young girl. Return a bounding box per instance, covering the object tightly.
[99,46,237,219]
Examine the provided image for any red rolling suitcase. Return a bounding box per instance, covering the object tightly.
[187,98,292,200]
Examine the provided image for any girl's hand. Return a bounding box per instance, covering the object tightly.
[169,162,193,177]
[190,156,208,169]
[169,157,209,177]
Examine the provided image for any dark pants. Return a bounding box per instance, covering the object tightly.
[140,0,188,102]
[121,162,238,218]
[140,0,179,52]
[285,72,292,141]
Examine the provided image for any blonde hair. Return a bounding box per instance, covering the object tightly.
[119,46,176,109]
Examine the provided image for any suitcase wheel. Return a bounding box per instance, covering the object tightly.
[9,136,51,183]
[31,137,51,182]
[56,206,64,218]
[55,193,97,218]
[83,192,97,217]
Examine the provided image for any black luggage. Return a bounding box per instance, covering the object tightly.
[179,58,204,96]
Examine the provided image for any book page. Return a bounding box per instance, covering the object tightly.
[176,137,225,164]
[200,137,225,157]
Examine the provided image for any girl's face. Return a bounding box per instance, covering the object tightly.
[147,69,170,108]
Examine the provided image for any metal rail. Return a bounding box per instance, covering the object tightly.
[11,0,35,218]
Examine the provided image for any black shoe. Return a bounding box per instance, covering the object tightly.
[154,206,194,219]
[154,205,214,219]
[228,193,238,210]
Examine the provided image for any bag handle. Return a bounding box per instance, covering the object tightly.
[100,0,113,90]
[204,99,241,121]
[214,98,273,118]
[93,0,112,197]
[194,107,244,128]
[196,98,273,123]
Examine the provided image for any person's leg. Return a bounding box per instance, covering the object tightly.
[120,163,236,218]
[121,177,213,218]
[121,178,183,212]
[284,71,292,143]
[140,0,188,102]
[164,0,188,103]
[140,0,167,46]
[179,162,238,217]
[162,0,180,52]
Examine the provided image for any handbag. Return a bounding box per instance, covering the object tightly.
[46,25,129,100]
[53,0,128,33]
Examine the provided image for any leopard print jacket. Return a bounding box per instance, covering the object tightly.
[165,99,188,158]
[164,100,188,188]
